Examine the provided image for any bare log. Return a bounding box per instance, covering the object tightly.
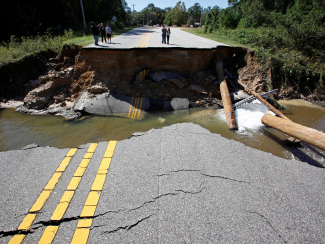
[261,114,325,151]
[220,79,238,130]
[237,79,290,121]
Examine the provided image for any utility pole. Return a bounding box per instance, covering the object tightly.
[80,0,87,31]
[94,0,96,22]
[132,4,135,23]
[200,6,203,27]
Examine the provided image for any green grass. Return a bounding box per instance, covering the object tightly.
[0,27,135,64]
[183,28,325,75]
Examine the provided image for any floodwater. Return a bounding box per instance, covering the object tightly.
[1,99,325,165]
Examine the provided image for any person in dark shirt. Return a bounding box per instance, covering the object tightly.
[161,26,167,44]
[99,23,107,43]
[91,21,100,45]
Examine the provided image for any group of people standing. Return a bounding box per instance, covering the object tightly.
[161,26,171,44]
[90,21,112,45]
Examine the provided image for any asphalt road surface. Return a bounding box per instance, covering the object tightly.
[1,123,325,243]
[85,27,228,49]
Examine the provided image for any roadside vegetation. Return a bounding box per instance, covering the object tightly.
[0,27,134,64]
[184,0,325,104]
[0,0,135,63]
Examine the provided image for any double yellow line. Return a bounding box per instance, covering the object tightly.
[128,97,143,120]
[136,28,150,48]
[9,141,117,244]
[136,70,146,83]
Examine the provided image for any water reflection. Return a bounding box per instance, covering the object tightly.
[1,100,325,166]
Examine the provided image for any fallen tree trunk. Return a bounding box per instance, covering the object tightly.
[261,114,325,151]
[220,79,238,130]
[237,79,289,121]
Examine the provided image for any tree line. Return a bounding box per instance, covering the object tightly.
[203,0,325,50]
[133,2,207,27]
[0,0,132,42]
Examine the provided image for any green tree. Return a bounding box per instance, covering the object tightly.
[188,3,202,22]
[164,1,187,26]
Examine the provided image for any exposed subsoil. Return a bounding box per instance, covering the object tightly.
[0,44,318,120]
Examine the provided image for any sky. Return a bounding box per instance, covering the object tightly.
[129,0,229,12]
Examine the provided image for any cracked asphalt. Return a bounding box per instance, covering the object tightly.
[1,123,325,243]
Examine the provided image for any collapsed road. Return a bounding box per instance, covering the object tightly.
[1,27,267,121]
[1,27,325,243]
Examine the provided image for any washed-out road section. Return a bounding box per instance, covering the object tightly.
[1,123,324,243]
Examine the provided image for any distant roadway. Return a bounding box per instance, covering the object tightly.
[84,27,228,49]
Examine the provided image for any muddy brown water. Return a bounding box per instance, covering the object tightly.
[1,100,325,165]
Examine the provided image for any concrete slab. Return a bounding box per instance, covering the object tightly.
[74,92,190,119]
[74,92,150,120]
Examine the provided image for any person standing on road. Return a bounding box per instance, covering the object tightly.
[99,23,107,43]
[167,28,171,44]
[91,21,100,45]
[106,24,112,43]
[161,26,167,44]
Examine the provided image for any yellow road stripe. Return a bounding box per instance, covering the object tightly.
[91,174,107,191]
[74,167,86,177]
[105,141,117,152]
[137,97,143,118]
[87,144,97,153]
[136,32,146,47]
[30,190,52,212]
[83,152,93,159]
[18,214,36,231]
[51,202,69,221]
[85,191,101,206]
[9,148,78,243]
[103,151,114,158]
[145,32,151,47]
[131,97,140,119]
[136,28,150,48]
[77,219,93,228]
[66,148,78,157]
[8,234,26,244]
[66,177,82,191]
[71,141,117,242]
[80,205,97,217]
[98,158,112,172]
[37,143,98,243]
[38,226,58,244]
[79,159,91,168]
[71,228,90,244]
[56,157,72,172]
[127,97,134,118]
[44,172,62,190]
[60,191,75,203]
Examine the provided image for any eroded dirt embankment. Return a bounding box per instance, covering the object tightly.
[0,44,315,119]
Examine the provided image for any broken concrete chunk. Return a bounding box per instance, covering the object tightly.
[73,92,150,120]
[169,79,185,89]
[230,90,250,101]
[20,143,39,150]
[88,84,107,93]
[189,84,207,94]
